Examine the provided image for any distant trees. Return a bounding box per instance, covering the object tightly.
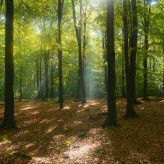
[1,0,15,129]
[0,0,163,128]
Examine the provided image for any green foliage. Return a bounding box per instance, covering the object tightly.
[0,0,163,99]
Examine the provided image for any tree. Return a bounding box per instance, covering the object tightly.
[123,0,138,118]
[103,0,117,127]
[58,0,64,109]
[143,0,151,100]
[44,49,49,98]
[71,0,86,103]
[1,0,15,129]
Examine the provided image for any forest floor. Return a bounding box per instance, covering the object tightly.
[0,98,163,164]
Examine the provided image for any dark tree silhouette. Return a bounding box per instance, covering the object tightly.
[44,50,49,98]
[71,0,86,103]
[58,0,64,109]
[1,0,15,129]
[103,0,117,127]
[143,0,151,100]
[123,0,138,118]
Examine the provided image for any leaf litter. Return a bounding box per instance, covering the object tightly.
[0,98,163,163]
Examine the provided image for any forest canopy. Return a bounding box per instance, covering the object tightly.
[0,0,163,100]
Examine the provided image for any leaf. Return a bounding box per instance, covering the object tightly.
[65,140,73,146]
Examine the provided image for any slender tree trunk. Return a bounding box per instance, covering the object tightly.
[19,66,23,101]
[123,0,130,110]
[162,38,164,96]
[39,51,43,98]
[1,0,15,129]
[50,62,54,98]
[103,0,117,127]
[143,32,148,100]
[58,0,64,109]
[143,0,150,100]
[103,35,107,93]
[18,34,22,101]
[83,10,87,69]
[121,42,125,98]
[36,55,40,98]
[124,0,138,117]
[44,50,49,98]
[83,9,87,98]
[71,0,86,103]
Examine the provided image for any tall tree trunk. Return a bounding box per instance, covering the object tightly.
[162,38,164,96]
[18,0,22,102]
[58,0,64,109]
[39,50,43,98]
[50,61,55,98]
[71,0,86,103]
[44,50,49,98]
[1,0,15,129]
[123,0,130,111]
[103,35,107,93]
[19,66,23,101]
[143,0,150,100]
[36,55,41,98]
[121,42,125,98]
[124,0,138,117]
[103,0,117,127]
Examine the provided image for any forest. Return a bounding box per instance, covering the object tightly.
[0,0,163,163]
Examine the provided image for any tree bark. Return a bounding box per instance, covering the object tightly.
[143,0,150,100]
[1,0,15,129]
[121,43,125,98]
[71,0,86,103]
[58,0,64,109]
[50,61,55,98]
[39,50,43,98]
[124,0,138,117]
[103,0,117,127]
[19,66,23,101]
[44,50,49,98]
[103,35,107,93]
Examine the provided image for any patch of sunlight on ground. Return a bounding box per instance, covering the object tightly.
[14,130,30,138]
[64,141,101,160]
[46,126,57,134]
[31,111,40,115]
[53,135,65,142]
[83,104,89,108]
[32,157,51,163]
[0,140,11,146]
[89,128,102,135]
[0,142,18,152]
[23,119,40,126]
[25,143,35,149]
[40,119,51,124]
[63,106,71,110]
[20,105,37,111]
[73,121,82,124]
[87,100,100,106]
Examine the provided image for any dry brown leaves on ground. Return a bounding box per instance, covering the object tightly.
[0,98,164,164]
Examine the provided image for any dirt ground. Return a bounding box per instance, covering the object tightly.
[0,98,164,164]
